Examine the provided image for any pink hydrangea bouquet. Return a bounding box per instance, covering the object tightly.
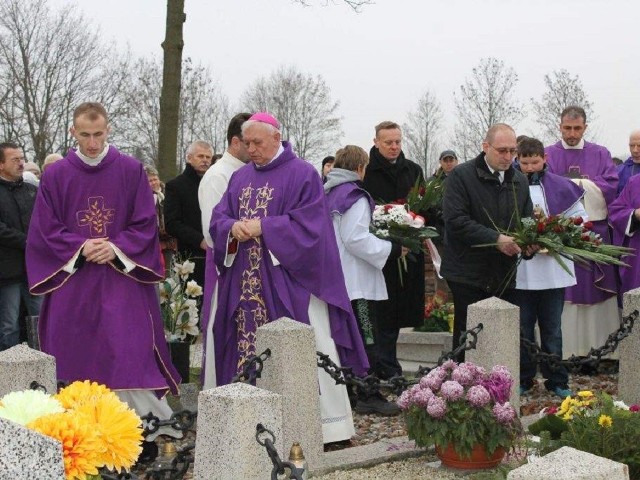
[398,360,521,458]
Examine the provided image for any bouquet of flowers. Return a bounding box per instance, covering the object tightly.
[415,290,454,333]
[405,174,445,214]
[370,203,439,253]
[528,391,640,479]
[398,361,520,458]
[159,256,203,342]
[477,209,633,276]
[0,381,143,479]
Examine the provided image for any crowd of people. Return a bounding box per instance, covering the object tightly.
[2,101,640,452]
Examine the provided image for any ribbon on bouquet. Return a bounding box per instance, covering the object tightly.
[425,239,442,279]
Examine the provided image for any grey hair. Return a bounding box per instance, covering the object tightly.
[144,164,159,176]
[241,120,281,136]
[187,140,214,156]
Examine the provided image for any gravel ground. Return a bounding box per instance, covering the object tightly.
[132,371,619,479]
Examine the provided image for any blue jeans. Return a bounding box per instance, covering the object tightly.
[512,288,568,390]
[0,282,42,351]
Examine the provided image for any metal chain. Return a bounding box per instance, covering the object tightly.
[317,323,484,397]
[101,471,139,480]
[145,443,195,480]
[255,423,304,480]
[140,410,197,438]
[231,348,272,384]
[522,309,637,372]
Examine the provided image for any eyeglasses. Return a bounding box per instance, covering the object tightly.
[489,144,517,156]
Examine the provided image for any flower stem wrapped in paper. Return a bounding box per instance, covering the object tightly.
[370,203,439,284]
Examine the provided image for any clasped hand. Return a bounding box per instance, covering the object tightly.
[231,219,262,242]
[496,234,539,258]
[82,237,116,264]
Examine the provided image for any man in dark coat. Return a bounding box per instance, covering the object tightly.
[164,140,213,292]
[441,123,533,359]
[362,121,425,379]
[0,142,41,351]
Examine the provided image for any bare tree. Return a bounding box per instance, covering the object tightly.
[403,90,443,176]
[531,69,594,144]
[0,0,108,162]
[117,56,230,169]
[241,65,342,163]
[293,0,373,12]
[452,57,524,158]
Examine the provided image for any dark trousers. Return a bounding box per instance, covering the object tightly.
[448,280,517,362]
[511,288,569,389]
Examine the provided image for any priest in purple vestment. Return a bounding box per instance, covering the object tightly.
[26,103,180,444]
[545,105,619,357]
[616,129,640,194]
[609,174,640,295]
[209,112,368,443]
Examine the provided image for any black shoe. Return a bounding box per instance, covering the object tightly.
[355,394,400,416]
[137,440,159,464]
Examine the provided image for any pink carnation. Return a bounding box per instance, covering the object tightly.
[440,359,458,371]
[412,388,434,408]
[440,380,464,401]
[423,367,447,391]
[492,402,516,425]
[466,385,491,407]
[397,390,412,410]
[451,363,477,386]
[426,396,447,418]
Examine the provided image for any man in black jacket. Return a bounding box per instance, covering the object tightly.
[441,124,533,358]
[164,141,213,293]
[362,121,425,380]
[0,142,41,351]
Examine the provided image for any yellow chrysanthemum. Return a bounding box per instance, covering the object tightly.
[577,390,593,398]
[55,380,117,409]
[74,395,143,471]
[28,411,103,480]
[558,396,573,415]
[0,390,64,426]
[598,414,613,428]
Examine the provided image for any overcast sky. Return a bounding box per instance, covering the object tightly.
[51,0,638,160]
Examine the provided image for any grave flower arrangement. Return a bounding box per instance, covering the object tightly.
[528,391,640,479]
[159,257,203,342]
[0,380,143,480]
[415,290,454,333]
[398,360,521,459]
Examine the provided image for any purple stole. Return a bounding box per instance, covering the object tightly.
[325,181,376,215]
[609,175,640,294]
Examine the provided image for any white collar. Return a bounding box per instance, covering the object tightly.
[561,138,585,150]
[257,144,285,168]
[75,144,110,165]
[484,158,504,182]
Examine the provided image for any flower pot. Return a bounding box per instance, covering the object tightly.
[436,443,505,470]
[168,341,190,384]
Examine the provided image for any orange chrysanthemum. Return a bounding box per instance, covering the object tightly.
[28,411,103,480]
[75,395,143,471]
[55,380,117,409]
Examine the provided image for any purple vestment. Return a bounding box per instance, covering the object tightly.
[26,147,180,395]
[537,170,584,216]
[210,142,368,385]
[616,158,640,195]
[545,141,618,303]
[325,182,376,215]
[609,174,640,294]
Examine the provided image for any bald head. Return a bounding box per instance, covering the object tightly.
[630,130,640,162]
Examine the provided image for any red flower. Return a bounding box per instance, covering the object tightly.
[419,186,426,196]
[537,223,545,233]
[581,233,591,241]
[384,204,393,213]
[553,225,564,233]
[630,404,640,412]
[573,216,583,225]
[546,406,558,415]
[583,221,593,230]
[395,198,407,205]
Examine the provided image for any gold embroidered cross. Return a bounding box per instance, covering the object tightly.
[76,196,115,237]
